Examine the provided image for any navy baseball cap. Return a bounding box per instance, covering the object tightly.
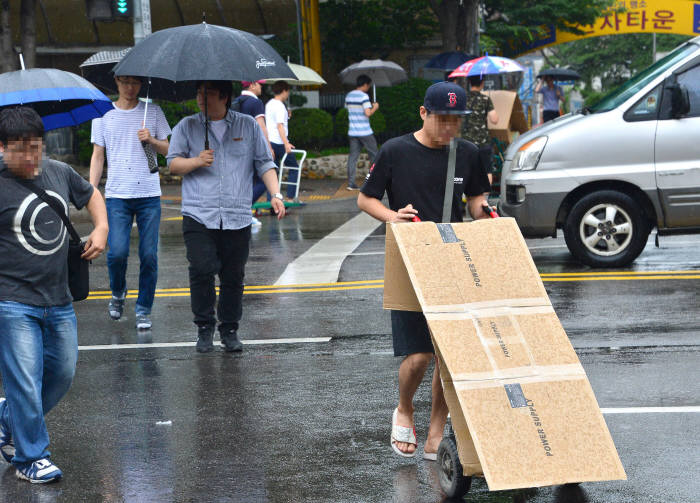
[423,81,469,115]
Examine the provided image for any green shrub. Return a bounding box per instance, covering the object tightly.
[289,91,308,108]
[289,108,334,150]
[333,107,386,137]
[375,78,432,136]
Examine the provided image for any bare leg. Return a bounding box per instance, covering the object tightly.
[395,352,433,455]
[424,356,448,455]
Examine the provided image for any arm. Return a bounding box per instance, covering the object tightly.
[466,193,491,220]
[138,130,170,156]
[557,86,565,102]
[357,192,416,223]
[535,79,543,93]
[364,102,379,117]
[89,144,105,188]
[256,115,275,159]
[169,150,213,176]
[81,188,109,260]
[487,109,499,125]
[277,123,295,153]
[261,168,286,219]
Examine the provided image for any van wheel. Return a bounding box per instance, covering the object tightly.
[564,190,650,268]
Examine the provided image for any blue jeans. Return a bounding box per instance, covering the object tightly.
[106,197,161,315]
[0,301,78,467]
[271,143,298,199]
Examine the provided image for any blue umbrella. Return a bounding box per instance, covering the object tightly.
[0,68,113,130]
[424,51,478,72]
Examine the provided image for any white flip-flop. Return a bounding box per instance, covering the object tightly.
[391,408,417,458]
[423,451,437,461]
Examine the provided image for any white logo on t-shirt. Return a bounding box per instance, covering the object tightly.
[453,177,464,184]
[13,191,67,256]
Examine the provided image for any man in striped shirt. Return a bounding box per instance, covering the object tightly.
[90,76,172,330]
[345,75,379,190]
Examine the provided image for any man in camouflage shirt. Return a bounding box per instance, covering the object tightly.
[462,75,499,185]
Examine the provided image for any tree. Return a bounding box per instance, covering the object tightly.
[0,0,37,71]
[0,0,14,72]
[20,0,36,68]
[547,34,692,102]
[482,0,615,55]
[428,0,479,54]
[428,0,616,55]
[319,0,438,73]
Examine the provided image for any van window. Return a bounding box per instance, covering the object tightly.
[659,64,700,119]
[590,43,697,113]
[624,85,662,122]
[676,66,700,117]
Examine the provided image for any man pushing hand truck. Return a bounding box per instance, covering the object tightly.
[357,81,493,461]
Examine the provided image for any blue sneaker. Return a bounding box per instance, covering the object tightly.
[108,296,125,320]
[0,398,14,464]
[16,458,62,484]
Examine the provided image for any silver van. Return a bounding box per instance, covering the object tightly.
[499,36,700,267]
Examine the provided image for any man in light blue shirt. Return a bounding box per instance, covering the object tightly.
[535,76,564,123]
[345,74,379,190]
[168,81,285,353]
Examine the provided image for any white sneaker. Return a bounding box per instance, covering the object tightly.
[251,217,262,227]
[16,458,62,484]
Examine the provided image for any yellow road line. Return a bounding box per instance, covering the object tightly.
[542,275,700,281]
[84,271,698,300]
[540,270,698,276]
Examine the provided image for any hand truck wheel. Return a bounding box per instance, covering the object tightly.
[437,434,472,498]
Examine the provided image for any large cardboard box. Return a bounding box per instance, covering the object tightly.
[485,90,529,144]
[384,219,626,491]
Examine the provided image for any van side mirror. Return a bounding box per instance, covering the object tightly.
[669,83,690,118]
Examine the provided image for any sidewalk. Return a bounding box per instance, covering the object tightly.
[160,177,365,205]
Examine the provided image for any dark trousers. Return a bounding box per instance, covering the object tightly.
[182,216,251,331]
[347,135,378,186]
[543,110,560,123]
[271,142,298,198]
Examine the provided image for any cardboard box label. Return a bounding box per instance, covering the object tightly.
[384,219,626,490]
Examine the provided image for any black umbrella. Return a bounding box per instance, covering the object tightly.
[79,48,130,94]
[425,51,478,72]
[537,68,581,81]
[113,21,295,148]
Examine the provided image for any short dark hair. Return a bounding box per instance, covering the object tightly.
[0,107,45,144]
[196,80,233,109]
[467,75,484,87]
[271,81,290,95]
[356,74,372,88]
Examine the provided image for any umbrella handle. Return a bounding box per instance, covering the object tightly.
[204,82,209,150]
[373,84,376,102]
[142,79,150,128]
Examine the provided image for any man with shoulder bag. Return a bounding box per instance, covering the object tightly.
[0,107,108,483]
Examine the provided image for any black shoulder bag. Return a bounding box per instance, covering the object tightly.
[18,180,90,301]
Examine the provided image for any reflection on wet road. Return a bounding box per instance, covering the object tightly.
[1,199,698,502]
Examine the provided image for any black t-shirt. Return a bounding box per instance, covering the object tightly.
[0,158,94,306]
[238,95,265,119]
[361,133,489,222]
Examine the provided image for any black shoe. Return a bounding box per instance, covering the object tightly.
[220,329,243,352]
[196,325,215,353]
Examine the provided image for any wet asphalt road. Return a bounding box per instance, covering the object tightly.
[1,197,699,502]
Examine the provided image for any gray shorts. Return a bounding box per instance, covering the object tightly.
[391,310,434,357]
